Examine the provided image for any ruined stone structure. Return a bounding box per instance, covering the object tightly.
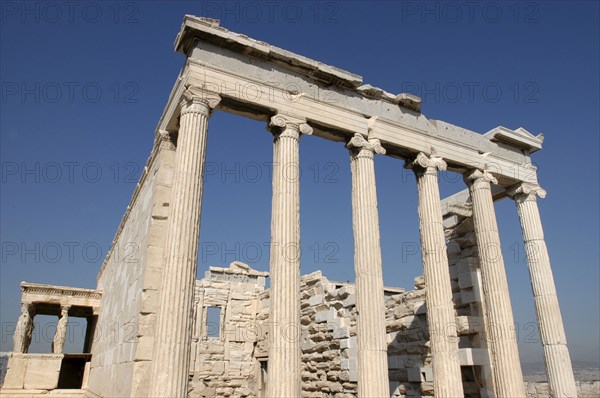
[1,15,589,398]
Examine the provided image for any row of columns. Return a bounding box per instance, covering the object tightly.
[13,303,72,354]
[148,89,576,398]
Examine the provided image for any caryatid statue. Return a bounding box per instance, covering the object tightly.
[13,303,34,353]
[52,305,70,354]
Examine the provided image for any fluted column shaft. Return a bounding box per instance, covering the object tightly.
[267,114,312,398]
[465,169,525,397]
[347,133,389,398]
[411,153,464,397]
[509,183,577,397]
[149,91,220,397]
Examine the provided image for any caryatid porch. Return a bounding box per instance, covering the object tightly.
[4,283,101,391]
[147,16,576,398]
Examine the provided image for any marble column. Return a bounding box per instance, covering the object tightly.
[464,169,525,397]
[347,133,389,398]
[410,153,464,397]
[508,183,577,397]
[267,113,312,398]
[52,305,70,354]
[149,89,220,397]
[13,303,33,353]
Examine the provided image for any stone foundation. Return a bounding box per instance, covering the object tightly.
[525,381,600,398]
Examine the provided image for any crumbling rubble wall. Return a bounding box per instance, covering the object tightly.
[188,262,267,397]
[187,214,593,398]
[261,271,437,398]
[297,272,358,397]
[445,214,495,397]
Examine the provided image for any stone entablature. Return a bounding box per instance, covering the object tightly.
[21,282,101,315]
[159,16,542,186]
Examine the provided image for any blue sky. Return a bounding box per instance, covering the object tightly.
[1,1,598,366]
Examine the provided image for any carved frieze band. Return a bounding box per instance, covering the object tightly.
[10,353,64,360]
[22,286,102,300]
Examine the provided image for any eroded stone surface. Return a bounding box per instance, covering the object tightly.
[1,14,581,398]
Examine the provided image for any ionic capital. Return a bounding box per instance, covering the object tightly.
[346,133,386,159]
[269,113,313,139]
[157,130,176,149]
[408,152,447,175]
[180,86,221,116]
[507,182,547,202]
[464,168,498,186]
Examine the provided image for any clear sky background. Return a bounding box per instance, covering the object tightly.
[1,1,598,368]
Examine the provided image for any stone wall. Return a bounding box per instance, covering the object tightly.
[298,272,356,397]
[188,262,267,397]
[1,354,62,390]
[525,381,600,398]
[444,214,495,397]
[0,353,8,386]
[385,279,432,397]
[256,271,438,398]
[88,138,175,397]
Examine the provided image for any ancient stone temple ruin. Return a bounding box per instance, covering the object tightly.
[2,15,595,398]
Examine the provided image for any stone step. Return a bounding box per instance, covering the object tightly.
[0,389,85,398]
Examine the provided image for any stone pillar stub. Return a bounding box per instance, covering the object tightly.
[148,88,220,398]
[409,152,464,397]
[464,168,526,397]
[507,182,577,397]
[347,133,389,398]
[266,113,311,398]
